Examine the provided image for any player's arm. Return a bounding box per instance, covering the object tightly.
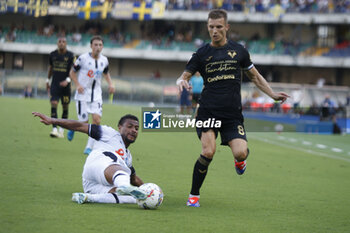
[176,71,193,92]
[103,72,115,94]
[245,67,290,103]
[32,112,88,134]
[47,65,53,92]
[129,166,144,187]
[69,68,84,94]
[130,174,144,187]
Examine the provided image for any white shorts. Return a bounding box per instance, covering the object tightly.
[76,100,102,122]
[82,149,131,194]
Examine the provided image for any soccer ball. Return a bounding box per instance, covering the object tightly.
[136,183,164,209]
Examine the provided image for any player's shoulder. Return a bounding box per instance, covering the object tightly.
[99,54,109,62]
[79,52,90,58]
[76,52,89,62]
[100,125,118,135]
[228,40,247,51]
[195,42,211,55]
[66,50,74,57]
[49,49,58,56]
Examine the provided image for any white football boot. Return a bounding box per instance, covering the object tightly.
[50,127,59,138]
[116,186,147,200]
[72,193,89,204]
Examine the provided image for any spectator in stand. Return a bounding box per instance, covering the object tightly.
[6,27,16,42]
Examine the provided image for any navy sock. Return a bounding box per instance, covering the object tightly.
[190,154,212,196]
[51,107,57,128]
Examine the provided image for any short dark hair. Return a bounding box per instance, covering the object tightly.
[118,114,139,126]
[208,9,227,22]
[90,35,103,45]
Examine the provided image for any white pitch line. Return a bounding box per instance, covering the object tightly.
[331,148,343,153]
[302,141,312,145]
[316,144,327,149]
[250,136,350,163]
[288,138,297,143]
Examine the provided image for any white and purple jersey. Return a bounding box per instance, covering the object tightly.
[73,52,109,102]
[88,124,132,167]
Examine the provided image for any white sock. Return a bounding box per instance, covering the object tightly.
[189,194,200,198]
[87,193,136,204]
[86,136,95,149]
[59,127,64,134]
[112,170,130,187]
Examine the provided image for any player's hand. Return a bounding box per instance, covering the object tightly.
[32,112,53,125]
[59,80,69,87]
[271,92,290,104]
[108,85,115,94]
[77,84,84,94]
[176,77,191,92]
[46,83,50,92]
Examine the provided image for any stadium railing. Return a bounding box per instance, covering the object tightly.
[1,69,349,108]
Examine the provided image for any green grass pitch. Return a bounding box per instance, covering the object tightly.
[0,97,349,233]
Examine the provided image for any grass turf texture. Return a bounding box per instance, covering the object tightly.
[1,97,350,233]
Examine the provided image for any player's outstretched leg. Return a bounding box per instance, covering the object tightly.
[72,193,136,204]
[67,130,75,141]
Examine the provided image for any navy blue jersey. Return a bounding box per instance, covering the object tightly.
[49,50,75,85]
[185,40,253,118]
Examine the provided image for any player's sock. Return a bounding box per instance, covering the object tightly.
[113,170,147,199]
[62,109,68,119]
[86,137,95,150]
[112,170,130,187]
[86,193,136,204]
[190,154,212,195]
[51,107,57,128]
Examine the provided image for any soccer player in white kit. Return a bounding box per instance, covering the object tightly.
[32,111,148,204]
[69,35,115,155]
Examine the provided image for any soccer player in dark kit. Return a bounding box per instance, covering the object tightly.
[177,9,289,207]
[47,37,75,138]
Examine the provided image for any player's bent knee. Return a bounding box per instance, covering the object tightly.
[202,147,215,158]
[234,150,248,161]
[92,116,101,125]
[51,101,58,107]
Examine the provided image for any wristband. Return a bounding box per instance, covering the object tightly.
[46,78,50,83]
[66,77,71,83]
